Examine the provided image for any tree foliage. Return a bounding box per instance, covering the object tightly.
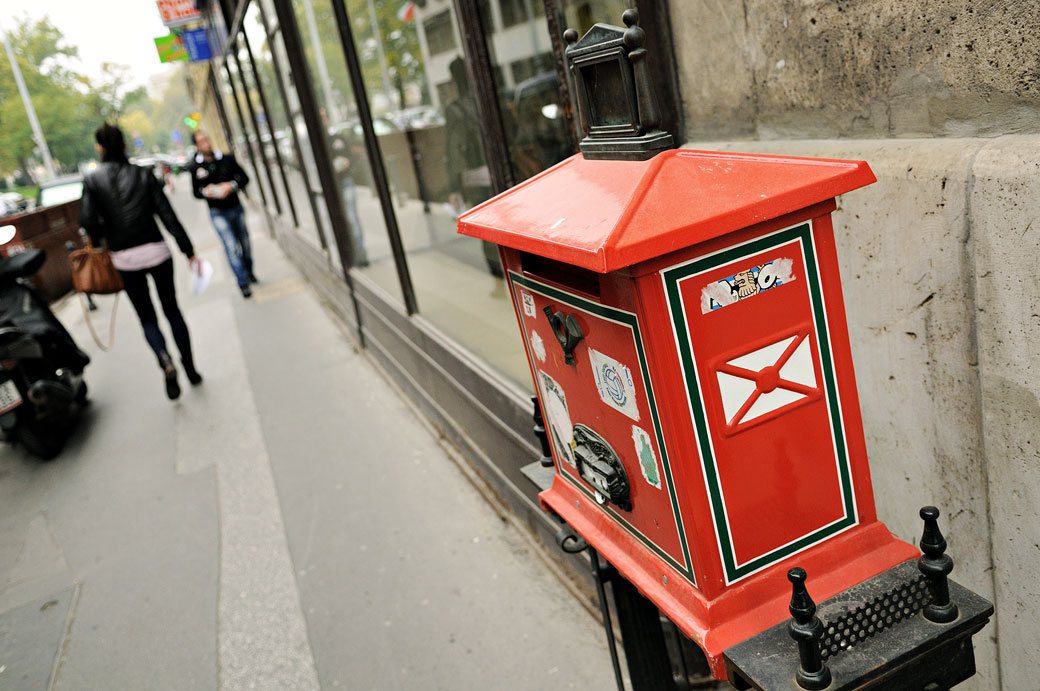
[0,16,100,179]
[0,17,199,181]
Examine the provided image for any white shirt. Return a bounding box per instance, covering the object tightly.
[110,241,172,272]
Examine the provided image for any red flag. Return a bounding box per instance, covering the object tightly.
[396,1,415,21]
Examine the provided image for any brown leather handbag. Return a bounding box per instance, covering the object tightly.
[69,238,122,351]
[70,239,123,295]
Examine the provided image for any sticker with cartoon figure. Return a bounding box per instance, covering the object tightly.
[537,370,575,466]
[701,257,796,313]
[529,331,546,363]
[589,348,640,421]
[520,290,537,318]
[631,425,662,490]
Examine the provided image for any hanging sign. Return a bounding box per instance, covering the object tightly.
[154,34,189,63]
[157,0,202,27]
[182,28,213,62]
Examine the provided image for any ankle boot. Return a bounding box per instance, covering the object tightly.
[159,353,181,400]
[182,359,203,386]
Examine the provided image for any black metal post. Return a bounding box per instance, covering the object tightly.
[232,45,283,216]
[254,1,332,252]
[591,549,627,691]
[787,568,831,691]
[540,0,579,153]
[327,0,419,315]
[919,506,959,624]
[531,395,554,468]
[555,526,625,691]
[402,126,431,213]
[242,28,299,227]
[224,61,269,208]
[207,67,236,158]
[272,0,366,346]
[451,0,514,196]
[612,572,674,691]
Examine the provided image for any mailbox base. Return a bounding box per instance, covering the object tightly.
[540,478,918,679]
[723,560,993,690]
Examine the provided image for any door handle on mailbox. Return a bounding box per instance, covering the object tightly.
[543,306,584,365]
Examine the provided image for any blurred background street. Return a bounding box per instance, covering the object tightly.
[0,185,616,690]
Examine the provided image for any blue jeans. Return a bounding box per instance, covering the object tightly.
[209,206,253,287]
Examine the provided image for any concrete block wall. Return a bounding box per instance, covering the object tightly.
[670,2,1040,688]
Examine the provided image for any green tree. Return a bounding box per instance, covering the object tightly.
[91,62,150,121]
[291,0,428,118]
[135,69,197,154]
[0,16,100,179]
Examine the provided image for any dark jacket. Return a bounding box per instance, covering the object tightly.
[190,151,249,210]
[79,162,194,257]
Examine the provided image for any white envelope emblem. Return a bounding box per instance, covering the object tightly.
[715,333,819,428]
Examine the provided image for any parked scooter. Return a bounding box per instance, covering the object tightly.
[0,230,89,459]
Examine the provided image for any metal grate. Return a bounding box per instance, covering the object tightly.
[819,574,931,660]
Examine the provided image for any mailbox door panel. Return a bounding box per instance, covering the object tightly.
[508,271,696,584]
[661,220,858,584]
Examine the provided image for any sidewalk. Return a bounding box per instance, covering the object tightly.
[0,187,616,690]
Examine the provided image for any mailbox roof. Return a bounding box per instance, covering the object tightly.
[457,149,875,273]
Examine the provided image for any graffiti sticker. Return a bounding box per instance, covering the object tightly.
[537,370,575,466]
[590,348,640,421]
[701,258,796,313]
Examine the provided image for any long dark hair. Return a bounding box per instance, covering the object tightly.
[95,123,129,164]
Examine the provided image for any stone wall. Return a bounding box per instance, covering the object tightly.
[672,1,1040,141]
[671,3,1040,689]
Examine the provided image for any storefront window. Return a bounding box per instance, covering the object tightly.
[235,42,288,218]
[245,2,324,245]
[226,59,277,213]
[563,0,630,35]
[283,0,404,295]
[336,0,532,388]
[259,0,341,257]
[220,77,255,182]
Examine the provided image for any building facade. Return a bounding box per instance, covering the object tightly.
[196,1,1040,688]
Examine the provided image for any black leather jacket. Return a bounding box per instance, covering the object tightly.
[190,151,249,210]
[79,162,194,257]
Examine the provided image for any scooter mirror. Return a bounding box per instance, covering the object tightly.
[0,226,16,246]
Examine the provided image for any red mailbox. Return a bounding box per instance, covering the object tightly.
[457,16,919,678]
[460,148,917,675]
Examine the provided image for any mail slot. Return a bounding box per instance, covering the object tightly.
[457,12,920,678]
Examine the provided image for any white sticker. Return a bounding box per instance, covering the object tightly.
[520,290,536,318]
[632,425,662,489]
[589,348,640,421]
[530,331,546,363]
[537,371,575,467]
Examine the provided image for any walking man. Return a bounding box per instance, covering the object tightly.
[190,132,257,298]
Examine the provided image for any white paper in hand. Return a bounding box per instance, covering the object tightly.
[192,259,213,294]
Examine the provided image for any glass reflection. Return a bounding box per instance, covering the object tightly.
[344,0,603,389]
[246,2,324,248]
[290,0,400,294]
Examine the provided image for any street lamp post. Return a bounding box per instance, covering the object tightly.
[1,20,57,181]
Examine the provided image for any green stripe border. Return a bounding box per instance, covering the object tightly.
[509,271,695,584]
[661,222,857,583]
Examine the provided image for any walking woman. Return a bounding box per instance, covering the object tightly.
[79,123,202,400]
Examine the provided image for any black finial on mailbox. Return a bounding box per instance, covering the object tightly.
[531,395,554,468]
[918,506,959,624]
[787,568,832,690]
[564,10,674,160]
